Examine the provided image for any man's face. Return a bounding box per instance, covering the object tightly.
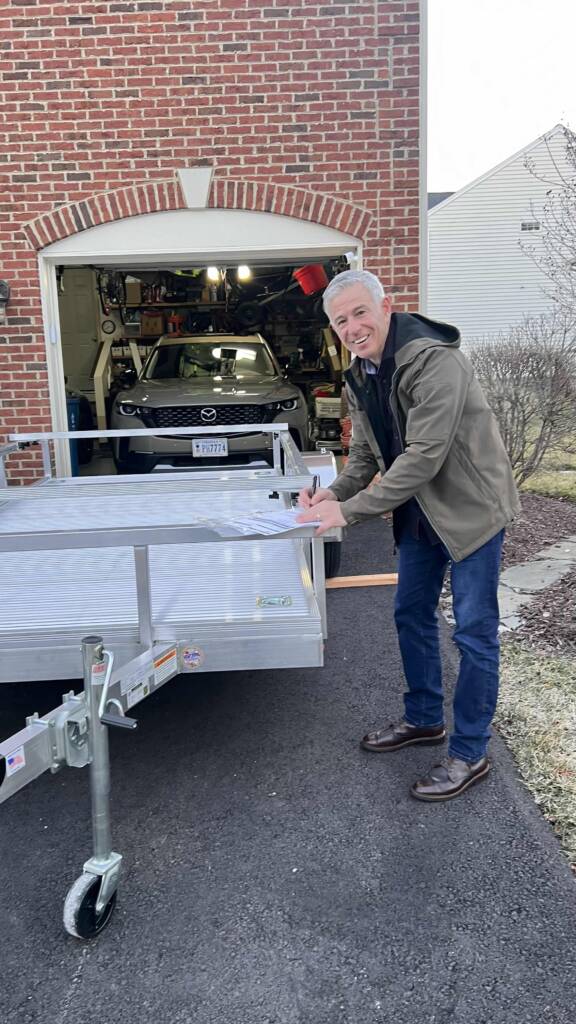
[327,283,392,365]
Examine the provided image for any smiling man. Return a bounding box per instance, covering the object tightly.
[298,269,520,802]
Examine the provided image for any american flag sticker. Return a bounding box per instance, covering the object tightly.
[6,746,26,777]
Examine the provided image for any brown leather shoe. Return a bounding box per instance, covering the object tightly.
[410,756,490,802]
[360,719,446,753]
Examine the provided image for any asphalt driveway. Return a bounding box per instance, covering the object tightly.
[1,520,575,1024]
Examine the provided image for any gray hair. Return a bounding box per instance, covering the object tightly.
[322,270,386,318]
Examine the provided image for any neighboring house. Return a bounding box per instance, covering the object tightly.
[427,125,572,342]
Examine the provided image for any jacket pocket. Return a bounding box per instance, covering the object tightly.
[451,438,504,509]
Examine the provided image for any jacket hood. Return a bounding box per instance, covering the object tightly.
[393,312,460,352]
[389,312,461,371]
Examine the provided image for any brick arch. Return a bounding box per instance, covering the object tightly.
[23,176,372,251]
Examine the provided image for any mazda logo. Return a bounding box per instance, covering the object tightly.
[200,407,217,423]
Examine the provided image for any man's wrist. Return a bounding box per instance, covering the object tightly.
[337,498,355,525]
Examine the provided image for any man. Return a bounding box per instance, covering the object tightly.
[297,270,520,802]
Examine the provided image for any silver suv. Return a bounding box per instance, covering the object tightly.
[110,333,309,472]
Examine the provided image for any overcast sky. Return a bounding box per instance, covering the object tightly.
[428,0,576,192]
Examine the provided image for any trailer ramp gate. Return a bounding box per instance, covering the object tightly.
[0,427,339,938]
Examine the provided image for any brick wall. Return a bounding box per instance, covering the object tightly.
[1,0,421,477]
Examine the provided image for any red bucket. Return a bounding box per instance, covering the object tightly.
[293,264,329,295]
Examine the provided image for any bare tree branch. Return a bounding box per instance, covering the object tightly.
[522,125,576,313]
[469,311,576,485]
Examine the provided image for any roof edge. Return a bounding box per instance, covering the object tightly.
[428,123,566,216]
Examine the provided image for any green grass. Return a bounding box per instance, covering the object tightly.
[497,643,576,866]
[498,438,576,864]
[521,446,576,501]
[522,470,576,501]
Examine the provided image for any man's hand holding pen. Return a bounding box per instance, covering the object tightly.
[296,475,346,536]
[297,475,335,509]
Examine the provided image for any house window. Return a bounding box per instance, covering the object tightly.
[521,220,540,231]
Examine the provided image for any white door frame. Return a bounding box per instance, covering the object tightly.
[37,210,362,475]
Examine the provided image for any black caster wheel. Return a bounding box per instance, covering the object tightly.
[63,873,117,939]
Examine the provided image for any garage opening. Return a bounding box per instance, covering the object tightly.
[58,258,351,476]
[41,208,362,477]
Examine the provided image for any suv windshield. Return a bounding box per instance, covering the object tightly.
[144,341,277,381]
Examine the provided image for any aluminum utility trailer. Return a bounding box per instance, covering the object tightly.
[0,425,339,939]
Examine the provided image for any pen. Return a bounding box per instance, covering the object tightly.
[309,474,319,500]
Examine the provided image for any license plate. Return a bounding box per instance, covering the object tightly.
[192,438,228,458]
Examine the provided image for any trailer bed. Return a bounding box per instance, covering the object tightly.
[0,430,333,682]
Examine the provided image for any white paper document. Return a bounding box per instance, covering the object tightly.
[210,507,321,538]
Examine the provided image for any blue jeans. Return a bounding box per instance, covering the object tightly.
[394,528,504,762]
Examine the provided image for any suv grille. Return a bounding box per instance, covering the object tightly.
[147,404,273,428]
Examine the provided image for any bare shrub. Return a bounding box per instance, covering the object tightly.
[522,125,576,314]
[469,311,576,485]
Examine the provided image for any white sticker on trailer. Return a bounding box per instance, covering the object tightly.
[6,746,26,777]
[91,661,106,686]
[126,681,150,710]
[153,648,178,686]
[120,663,153,696]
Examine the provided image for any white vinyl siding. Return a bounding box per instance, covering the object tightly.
[427,127,571,343]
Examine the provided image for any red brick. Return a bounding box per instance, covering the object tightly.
[3,1,421,481]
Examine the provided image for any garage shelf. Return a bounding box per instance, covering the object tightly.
[112,302,227,309]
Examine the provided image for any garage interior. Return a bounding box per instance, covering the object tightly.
[57,256,352,476]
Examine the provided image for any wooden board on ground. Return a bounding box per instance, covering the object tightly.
[326,573,398,589]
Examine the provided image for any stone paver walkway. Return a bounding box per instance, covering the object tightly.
[441,535,576,630]
[499,535,576,630]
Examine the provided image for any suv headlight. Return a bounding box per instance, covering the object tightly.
[117,402,141,417]
[280,397,299,411]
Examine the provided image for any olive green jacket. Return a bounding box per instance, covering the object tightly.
[329,314,521,561]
